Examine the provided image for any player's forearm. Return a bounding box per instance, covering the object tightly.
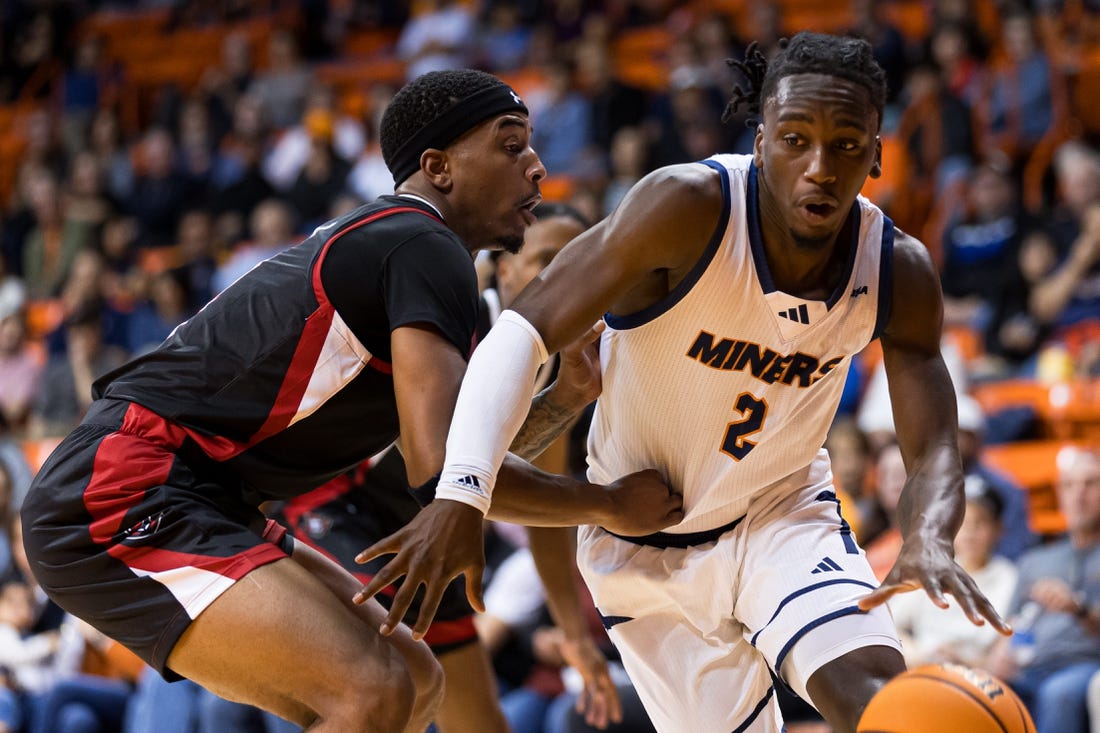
[486,454,611,527]
[527,526,588,641]
[510,385,581,462]
[895,443,965,547]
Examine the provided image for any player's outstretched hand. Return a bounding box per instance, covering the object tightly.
[550,320,605,412]
[858,536,1013,635]
[558,633,623,729]
[599,469,683,536]
[353,499,486,639]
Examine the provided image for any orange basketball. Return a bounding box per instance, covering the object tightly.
[857,663,1036,733]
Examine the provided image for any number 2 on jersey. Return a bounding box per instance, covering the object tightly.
[720,392,769,461]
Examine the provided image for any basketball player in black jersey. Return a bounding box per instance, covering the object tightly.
[20,70,682,732]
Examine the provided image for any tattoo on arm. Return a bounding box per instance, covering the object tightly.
[510,386,577,461]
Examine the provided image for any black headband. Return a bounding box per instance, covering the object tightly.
[388,83,529,186]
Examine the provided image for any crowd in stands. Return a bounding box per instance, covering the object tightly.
[0,0,1097,731]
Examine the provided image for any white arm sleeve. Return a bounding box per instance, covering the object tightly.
[435,309,548,514]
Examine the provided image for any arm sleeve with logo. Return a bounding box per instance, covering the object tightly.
[435,309,548,514]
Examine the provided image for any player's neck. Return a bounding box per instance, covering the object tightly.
[759,220,847,300]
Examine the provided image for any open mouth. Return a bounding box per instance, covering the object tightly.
[518,194,542,224]
[804,202,836,218]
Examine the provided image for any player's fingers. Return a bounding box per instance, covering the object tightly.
[583,685,609,730]
[411,580,447,642]
[858,582,917,611]
[355,534,402,565]
[605,673,623,723]
[954,575,1011,634]
[464,563,486,613]
[922,578,950,609]
[353,561,405,606]
[381,574,421,637]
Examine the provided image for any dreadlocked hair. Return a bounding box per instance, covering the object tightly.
[722,32,888,127]
[380,69,512,174]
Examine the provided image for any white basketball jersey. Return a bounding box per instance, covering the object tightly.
[587,154,893,533]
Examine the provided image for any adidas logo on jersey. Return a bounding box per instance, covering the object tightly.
[811,556,843,574]
[777,304,811,324]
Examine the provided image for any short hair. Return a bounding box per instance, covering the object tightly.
[723,32,887,128]
[381,69,520,181]
[532,201,590,229]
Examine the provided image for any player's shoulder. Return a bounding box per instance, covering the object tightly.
[889,227,936,282]
[627,161,726,221]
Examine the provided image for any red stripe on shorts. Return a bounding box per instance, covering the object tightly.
[84,402,287,577]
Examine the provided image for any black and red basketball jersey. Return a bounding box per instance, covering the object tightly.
[95,196,480,500]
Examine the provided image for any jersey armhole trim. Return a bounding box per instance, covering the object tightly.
[871,219,895,341]
[604,160,731,330]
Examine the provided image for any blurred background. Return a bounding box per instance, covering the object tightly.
[0,1,1097,732]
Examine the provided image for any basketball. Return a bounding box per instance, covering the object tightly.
[857,663,1036,733]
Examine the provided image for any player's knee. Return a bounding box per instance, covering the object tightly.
[407,642,446,713]
[331,659,418,730]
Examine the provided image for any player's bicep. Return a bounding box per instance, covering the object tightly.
[512,164,724,353]
[880,233,957,461]
[391,324,469,486]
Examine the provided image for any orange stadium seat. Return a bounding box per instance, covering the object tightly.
[979,439,1097,535]
[21,437,62,475]
[973,378,1100,440]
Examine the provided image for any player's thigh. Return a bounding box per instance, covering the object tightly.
[736,484,901,704]
[281,534,444,698]
[167,556,413,722]
[606,611,781,732]
[433,641,507,733]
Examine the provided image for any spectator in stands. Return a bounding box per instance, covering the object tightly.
[847,0,909,107]
[0,280,40,432]
[1020,140,1100,376]
[21,170,94,299]
[176,97,216,190]
[602,125,648,216]
[574,38,647,152]
[979,6,1063,168]
[928,19,986,107]
[198,30,256,144]
[285,110,353,231]
[988,446,1100,733]
[27,299,128,439]
[63,151,113,229]
[125,128,196,248]
[208,94,275,238]
[58,34,112,156]
[211,198,296,295]
[957,395,1036,560]
[890,479,1018,668]
[530,59,592,178]
[87,107,134,205]
[0,412,32,513]
[348,82,397,203]
[263,84,365,193]
[896,60,975,219]
[125,267,191,357]
[0,461,14,581]
[864,442,906,581]
[941,157,1044,372]
[396,0,477,81]
[247,29,312,130]
[477,1,533,72]
[172,208,219,311]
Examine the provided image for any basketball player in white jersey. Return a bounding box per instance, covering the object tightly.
[359,33,1013,732]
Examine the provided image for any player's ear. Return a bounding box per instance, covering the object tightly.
[420,149,452,192]
[869,136,882,179]
[752,123,764,168]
